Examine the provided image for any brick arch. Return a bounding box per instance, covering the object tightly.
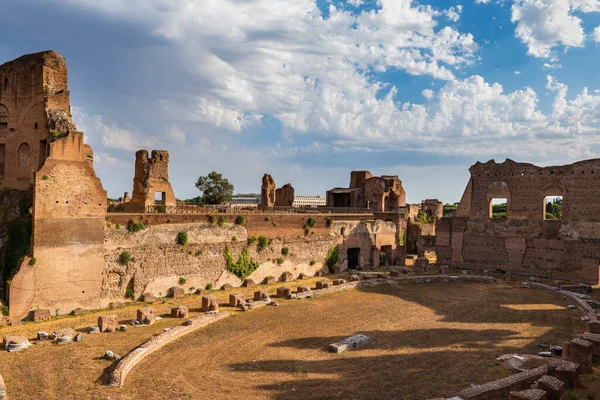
[0,104,8,117]
[17,142,31,180]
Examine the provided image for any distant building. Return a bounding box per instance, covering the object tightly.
[421,199,443,218]
[231,193,260,207]
[293,195,326,207]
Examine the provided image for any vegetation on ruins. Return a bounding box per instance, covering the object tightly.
[309,260,316,266]
[232,236,237,241]
[414,210,435,224]
[223,246,260,280]
[399,230,405,246]
[3,218,32,284]
[324,246,339,274]
[195,250,203,256]
[325,216,333,228]
[176,231,189,246]
[217,216,226,226]
[305,217,316,228]
[29,257,37,266]
[247,236,257,245]
[546,198,563,219]
[275,257,284,265]
[235,215,246,225]
[119,251,132,266]
[178,277,187,285]
[0,303,8,316]
[195,171,235,205]
[125,289,134,300]
[42,175,49,180]
[257,236,269,251]
[304,228,311,236]
[208,214,217,224]
[127,220,145,232]
[205,283,213,290]
[281,247,289,256]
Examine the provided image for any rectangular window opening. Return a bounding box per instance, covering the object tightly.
[544,196,563,220]
[154,191,166,204]
[490,198,507,219]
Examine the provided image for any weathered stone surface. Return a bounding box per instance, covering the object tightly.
[202,296,218,312]
[37,331,48,341]
[254,290,270,301]
[220,283,233,291]
[170,306,189,318]
[328,334,371,353]
[261,174,276,207]
[296,285,311,294]
[459,365,549,400]
[243,279,255,288]
[137,308,155,325]
[274,183,294,207]
[263,276,276,284]
[130,150,176,208]
[560,284,592,294]
[280,271,293,282]
[508,389,547,400]
[333,279,346,285]
[316,280,330,290]
[564,337,593,373]
[3,336,30,352]
[98,315,119,332]
[439,265,449,275]
[31,309,51,322]
[534,375,563,400]
[276,286,291,299]
[577,332,600,361]
[549,359,579,388]
[587,320,600,334]
[141,293,157,303]
[349,274,361,282]
[314,270,327,277]
[170,286,185,298]
[298,273,310,280]
[229,294,245,307]
[0,373,5,400]
[414,257,429,273]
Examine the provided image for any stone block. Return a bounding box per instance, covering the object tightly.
[136,307,155,325]
[52,328,76,342]
[220,283,233,290]
[389,270,401,277]
[534,375,564,400]
[170,286,185,298]
[314,270,327,277]
[3,336,30,352]
[229,293,245,307]
[482,270,490,277]
[276,286,291,299]
[565,337,593,373]
[560,284,592,294]
[577,332,600,361]
[170,306,189,318]
[506,272,515,281]
[0,373,5,400]
[296,285,311,294]
[414,257,429,273]
[509,389,547,400]
[202,295,219,312]
[549,360,579,388]
[298,273,310,280]
[439,265,449,275]
[31,309,51,322]
[316,280,330,290]
[263,276,276,284]
[586,320,600,334]
[349,274,361,282]
[98,315,119,332]
[333,265,343,274]
[243,279,255,288]
[333,279,346,285]
[254,290,270,301]
[280,271,293,282]
[37,331,48,341]
[328,334,371,353]
[141,293,156,303]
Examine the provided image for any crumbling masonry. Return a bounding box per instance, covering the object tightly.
[130,149,176,208]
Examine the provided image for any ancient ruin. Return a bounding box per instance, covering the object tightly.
[130,149,176,208]
[274,183,294,207]
[421,198,443,218]
[437,158,600,283]
[260,173,276,207]
[326,170,407,211]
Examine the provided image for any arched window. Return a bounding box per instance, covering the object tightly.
[17,143,31,180]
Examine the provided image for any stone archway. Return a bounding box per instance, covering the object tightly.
[17,142,31,180]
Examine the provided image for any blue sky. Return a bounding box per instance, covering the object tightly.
[2,0,600,203]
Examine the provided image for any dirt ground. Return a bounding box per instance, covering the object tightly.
[0,280,593,399]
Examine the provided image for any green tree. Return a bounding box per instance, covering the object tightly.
[195,171,234,205]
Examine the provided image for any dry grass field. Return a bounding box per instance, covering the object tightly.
[0,279,593,399]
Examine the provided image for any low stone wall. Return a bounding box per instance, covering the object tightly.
[108,312,230,387]
[459,365,549,400]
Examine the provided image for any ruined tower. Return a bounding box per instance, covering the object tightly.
[130,150,176,208]
[261,174,276,207]
[274,183,295,207]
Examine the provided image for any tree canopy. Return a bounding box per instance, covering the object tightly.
[195,171,234,205]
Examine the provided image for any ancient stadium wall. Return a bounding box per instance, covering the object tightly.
[102,218,401,302]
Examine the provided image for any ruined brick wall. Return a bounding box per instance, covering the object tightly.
[274,183,294,207]
[0,51,72,190]
[421,199,443,219]
[260,174,276,207]
[328,171,406,211]
[437,158,600,283]
[130,150,176,207]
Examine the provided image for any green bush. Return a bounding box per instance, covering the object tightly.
[232,236,238,241]
[205,283,213,290]
[235,215,246,225]
[257,236,269,251]
[399,230,405,246]
[115,224,121,229]
[178,277,187,285]
[208,214,217,224]
[224,246,260,280]
[119,251,132,266]
[281,247,289,256]
[42,175,49,180]
[28,257,37,266]
[195,250,204,256]
[127,220,145,232]
[306,217,316,228]
[0,304,8,316]
[156,204,166,213]
[325,216,333,227]
[177,231,189,246]
[304,228,310,236]
[217,216,226,226]
[125,289,134,300]
[247,236,257,245]
[325,246,339,274]
[275,257,284,265]
[309,260,316,266]
[414,210,435,224]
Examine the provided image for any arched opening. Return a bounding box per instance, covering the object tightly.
[17,143,31,180]
[125,278,135,300]
[542,192,564,220]
[487,181,511,219]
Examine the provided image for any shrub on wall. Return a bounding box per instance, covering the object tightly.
[224,246,260,280]
[119,251,132,266]
[235,215,246,225]
[309,260,316,266]
[205,283,213,290]
[275,257,284,265]
[217,216,226,226]
[325,246,339,274]
[178,277,187,285]
[177,231,189,246]
[305,217,316,228]
[247,236,257,245]
[125,289,135,300]
[257,236,269,251]
[127,220,145,232]
[208,214,217,225]
[232,236,237,241]
[28,257,37,266]
[281,247,289,256]
[0,304,8,316]
[325,216,333,228]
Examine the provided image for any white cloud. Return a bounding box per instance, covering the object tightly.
[475,0,491,3]
[347,0,364,6]
[514,70,521,74]
[444,5,463,22]
[511,0,600,59]
[594,26,600,42]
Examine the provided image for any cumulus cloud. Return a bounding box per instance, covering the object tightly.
[594,26,600,42]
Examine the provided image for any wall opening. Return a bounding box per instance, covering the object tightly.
[154,191,166,204]
[0,143,5,180]
[490,198,507,219]
[39,140,47,168]
[347,248,360,269]
[544,196,563,220]
[17,142,31,180]
[380,245,393,266]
